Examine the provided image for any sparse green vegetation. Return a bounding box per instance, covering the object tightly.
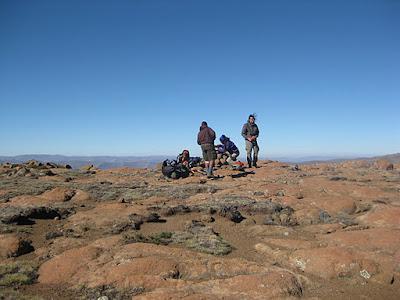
[123,228,232,256]
[0,289,43,300]
[77,284,144,300]
[182,234,232,256]
[0,261,38,287]
[123,232,173,245]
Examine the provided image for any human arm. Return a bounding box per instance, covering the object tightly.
[252,125,259,140]
[210,128,216,141]
[197,132,201,145]
[241,124,249,140]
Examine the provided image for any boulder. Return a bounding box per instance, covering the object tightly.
[374,159,394,170]
[356,205,400,229]
[290,246,378,280]
[0,234,34,258]
[40,187,76,202]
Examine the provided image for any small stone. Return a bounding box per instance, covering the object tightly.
[253,191,265,196]
[45,231,63,240]
[54,216,60,221]
[275,190,285,197]
[145,212,165,223]
[218,206,245,223]
[39,170,55,176]
[295,258,306,271]
[97,296,109,300]
[291,164,300,171]
[15,168,29,177]
[360,269,371,279]
[319,210,331,223]
[200,215,215,223]
[208,207,217,215]
[284,232,289,236]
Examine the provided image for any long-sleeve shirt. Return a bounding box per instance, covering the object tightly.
[241,122,259,140]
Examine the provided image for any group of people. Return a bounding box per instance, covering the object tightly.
[197,114,260,178]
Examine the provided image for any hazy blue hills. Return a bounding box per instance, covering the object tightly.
[294,153,400,165]
[0,155,174,169]
[0,153,398,169]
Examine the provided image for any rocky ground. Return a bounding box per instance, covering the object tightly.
[0,159,399,299]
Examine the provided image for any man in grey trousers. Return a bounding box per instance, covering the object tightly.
[241,114,260,168]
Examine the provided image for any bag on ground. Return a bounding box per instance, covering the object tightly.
[162,160,190,179]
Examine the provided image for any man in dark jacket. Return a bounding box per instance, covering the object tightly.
[241,114,260,168]
[219,135,240,162]
[197,121,216,178]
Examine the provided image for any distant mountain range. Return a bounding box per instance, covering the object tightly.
[0,155,174,169]
[289,153,400,165]
[0,153,398,169]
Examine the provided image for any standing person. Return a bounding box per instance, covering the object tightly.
[197,121,216,178]
[241,114,260,168]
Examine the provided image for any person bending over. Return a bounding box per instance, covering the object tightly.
[219,135,240,163]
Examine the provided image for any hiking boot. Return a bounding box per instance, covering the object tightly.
[247,158,252,168]
[253,156,259,168]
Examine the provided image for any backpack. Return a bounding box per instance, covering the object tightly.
[162,160,190,179]
[188,157,202,168]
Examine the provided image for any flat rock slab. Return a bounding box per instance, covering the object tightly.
[38,236,303,298]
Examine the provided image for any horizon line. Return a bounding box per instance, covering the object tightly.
[0,152,397,159]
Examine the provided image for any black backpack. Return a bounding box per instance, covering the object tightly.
[162,160,190,179]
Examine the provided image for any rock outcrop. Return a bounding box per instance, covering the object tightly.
[1,159,399,299]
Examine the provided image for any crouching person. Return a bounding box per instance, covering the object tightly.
[219,135,240,163]
[197,121,216,178]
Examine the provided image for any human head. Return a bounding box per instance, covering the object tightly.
[219,135,227,143]
[182,150,189,157]
[248,114,255,124]
[201,121,208,127]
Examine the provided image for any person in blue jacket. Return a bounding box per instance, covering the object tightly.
[219,135,240,163]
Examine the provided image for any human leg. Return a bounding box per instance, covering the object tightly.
[202,144,216,177]
[201,144,210,176]
[253,142,259,167]
[208,145,217,177]
[231,153,238,161]
[245,140,253,168]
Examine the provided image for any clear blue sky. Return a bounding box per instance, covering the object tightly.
[1,0,399,158]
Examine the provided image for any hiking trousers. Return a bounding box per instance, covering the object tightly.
[226,152,238,163]
[246,140,259,162]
